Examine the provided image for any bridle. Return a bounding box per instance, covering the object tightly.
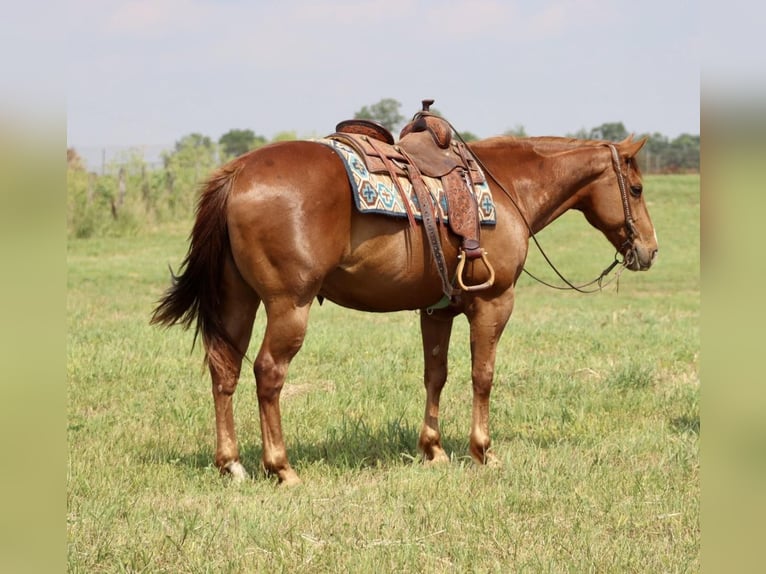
[519,143,640,293]
[450,125,639,293]
[606,143,638,252]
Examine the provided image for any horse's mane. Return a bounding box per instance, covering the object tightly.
[473,135,610,157]
[477,136,608,147]
[526,136,607,147]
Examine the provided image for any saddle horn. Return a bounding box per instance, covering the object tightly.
[399,99,452,148]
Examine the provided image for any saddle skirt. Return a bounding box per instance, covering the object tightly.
[321,135,497,227]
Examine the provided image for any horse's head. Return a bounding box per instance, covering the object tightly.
[580,136,658,271]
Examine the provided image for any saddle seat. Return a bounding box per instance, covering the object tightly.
[334,102,483,182]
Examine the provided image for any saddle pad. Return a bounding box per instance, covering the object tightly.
[321,138,496,225]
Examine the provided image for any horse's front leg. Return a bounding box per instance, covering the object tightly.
[418,310,455,463]
[466,291,515,465]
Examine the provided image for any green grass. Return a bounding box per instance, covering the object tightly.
[67,175,699,572]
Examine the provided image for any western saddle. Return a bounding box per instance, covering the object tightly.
[331,99,495,301]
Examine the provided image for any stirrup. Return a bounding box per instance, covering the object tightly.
[456,248,496,292]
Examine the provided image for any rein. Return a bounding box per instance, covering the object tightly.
[444,120,634,293]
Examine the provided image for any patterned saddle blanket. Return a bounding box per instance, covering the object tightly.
[321,137,496,226]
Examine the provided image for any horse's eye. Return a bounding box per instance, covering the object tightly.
[630,184,643,197]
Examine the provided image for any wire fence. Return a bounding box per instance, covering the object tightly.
[67,136,699,239]
[74,139,699,176]
[75,144,173,174]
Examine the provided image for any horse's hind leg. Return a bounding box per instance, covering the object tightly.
[209,257,260,481]
[418,310,454,463]
[253,297,311,486]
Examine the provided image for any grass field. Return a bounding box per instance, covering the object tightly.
[67,174,699,572]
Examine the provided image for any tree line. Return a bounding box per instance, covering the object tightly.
[67,98,699,238]
[347,98,699,174]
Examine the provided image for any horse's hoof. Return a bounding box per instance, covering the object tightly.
[225,461,249,483]
[482,452,502,468]
[424,450,450,466]
[278,468,302,487]
[469,450,502,468]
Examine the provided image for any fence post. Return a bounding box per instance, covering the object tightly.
[87,173,95,205]
[111,167,127,219]
[141,164,151,211]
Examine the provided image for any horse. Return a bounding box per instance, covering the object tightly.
[151,128,658,486]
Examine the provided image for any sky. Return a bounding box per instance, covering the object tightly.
[65,0,702,156]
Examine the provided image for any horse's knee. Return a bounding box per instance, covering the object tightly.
[471,365,495,396]
[424,371,447,393]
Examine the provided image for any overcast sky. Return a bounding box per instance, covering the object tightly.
[66,0,701,151]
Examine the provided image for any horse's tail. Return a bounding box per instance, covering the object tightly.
[151,162,243,369]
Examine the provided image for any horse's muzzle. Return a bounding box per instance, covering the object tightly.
[625,243,658,271]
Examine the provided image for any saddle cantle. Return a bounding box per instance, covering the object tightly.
[335,118,394,145]
[330,99,496,300]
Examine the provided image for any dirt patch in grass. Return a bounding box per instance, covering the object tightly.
[281,379,336,400]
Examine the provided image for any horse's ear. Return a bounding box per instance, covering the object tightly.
[621,135,647,158]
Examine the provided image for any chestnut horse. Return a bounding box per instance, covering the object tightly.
[152,133,657,485]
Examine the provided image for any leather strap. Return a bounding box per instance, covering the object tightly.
[399,148,455,299]
[366,137,417,227]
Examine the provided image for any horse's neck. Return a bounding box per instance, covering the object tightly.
[474,138,608,234]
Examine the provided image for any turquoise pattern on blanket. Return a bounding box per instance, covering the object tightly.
[321,138,496,225]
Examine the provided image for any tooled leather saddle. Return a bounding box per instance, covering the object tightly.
[330,99,495,301]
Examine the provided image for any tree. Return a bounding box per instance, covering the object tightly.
[271,131,298,142]
[162,133,221,214]
[589,122,629,142]
[503,124,527,137]
[354,98,405,132]
[164,133,219,172]
[568,127,591,139]
[172,133,215,155]
[219,129,267,159]
[565,124,698,173]
[666,134,700,172]
[67,147,86,171]
[639,132,670,173]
